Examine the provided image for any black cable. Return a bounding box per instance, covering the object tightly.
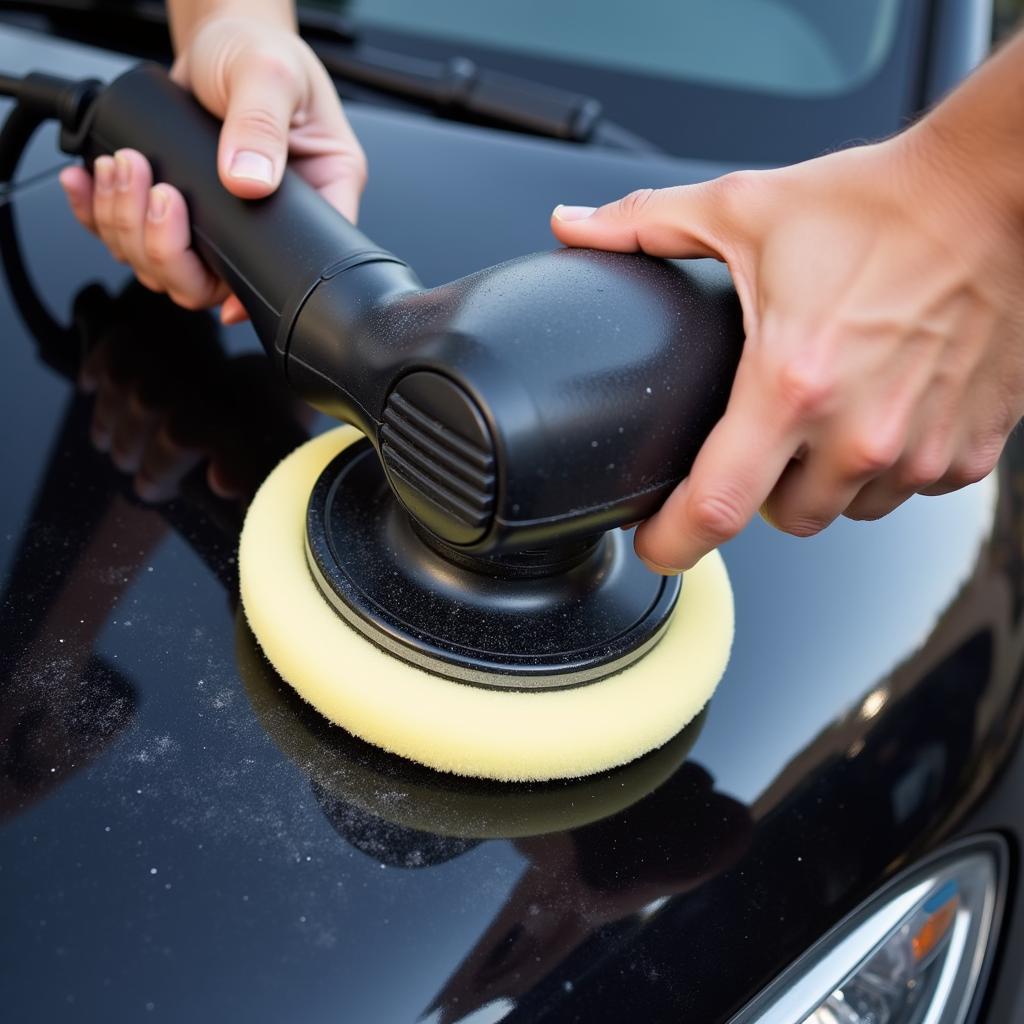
[0,71,23,97]
[0,94,39,181]
[0,73,80,366]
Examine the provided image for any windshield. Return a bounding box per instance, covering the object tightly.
[311,0,902,98]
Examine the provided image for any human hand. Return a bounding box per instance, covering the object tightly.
[552,130,1024,573]
[78,282,311,504]
[59,13,366,324]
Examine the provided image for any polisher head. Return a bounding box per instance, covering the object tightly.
[303,435,681,689]
[239,427,734,782]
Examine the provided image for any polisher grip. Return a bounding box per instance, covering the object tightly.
[66,63,391,365]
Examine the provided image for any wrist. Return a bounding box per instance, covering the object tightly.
[171,1,296,52]
[897,114,1024,259]
[900,32,1024,250]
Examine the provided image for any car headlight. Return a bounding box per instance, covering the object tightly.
[732,838,1005,1024]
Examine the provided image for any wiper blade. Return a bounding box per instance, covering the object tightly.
[323,46,602,143]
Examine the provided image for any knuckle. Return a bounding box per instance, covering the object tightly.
[143,237,167,265]
[843,432,902,477]
[708,170,758,207]
[776,357,835,420]
[233,106,288,146]
[614,188,656,220]
[246,50,301,89]
[946,446,1001,489]
[900,450,948,490]
[333,147,369,193]
[112,209,138,233]
[689,489,747,543]
[351,149,369,191]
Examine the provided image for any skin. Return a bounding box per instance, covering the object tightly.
[59,0,365,325]
[553,30,1024,575]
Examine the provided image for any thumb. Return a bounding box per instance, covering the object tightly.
[550,181,738,260]
[217,52,303,199]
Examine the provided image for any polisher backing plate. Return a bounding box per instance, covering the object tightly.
[238,427,735,782]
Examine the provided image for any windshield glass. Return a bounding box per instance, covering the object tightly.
[311,0,901,97]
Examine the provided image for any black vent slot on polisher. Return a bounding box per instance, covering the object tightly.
[380,372,496,545]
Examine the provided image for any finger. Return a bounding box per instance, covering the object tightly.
[207,460,244,501]
[293,149,365,224]
[844,444,951,519]
[78,332,111,394]
[218,51,303,198]
[91,156,124,261]
[289,63,367,222]
[59,165,97,234]
[110,390,160,474]
[918,436,1004,497]
[634,368,800,573]
[143,185,230,310]
[550,176,756,260]
[111,150,154,280]
[90,373,127,454]
[763,425,903,536]
[844,386,960,519]
[135,424,204,504]
[219,294,248,325]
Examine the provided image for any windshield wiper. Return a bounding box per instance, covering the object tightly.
[0,0,657,150]
[298,9,602,143]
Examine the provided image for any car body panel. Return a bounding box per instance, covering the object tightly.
[0,15,1021,1024]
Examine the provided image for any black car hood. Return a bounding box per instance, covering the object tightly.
[2,24,1022,1024]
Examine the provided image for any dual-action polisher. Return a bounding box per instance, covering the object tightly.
[5,63,744,780]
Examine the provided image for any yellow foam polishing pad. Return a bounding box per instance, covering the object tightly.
[238,427,735,782]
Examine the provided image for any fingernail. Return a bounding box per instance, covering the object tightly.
[639,556,684,577]
[147,186,168,222]
[114,151,131,190]
[229,150,274,184]
[553,204,596,222]
[94,156,114,192]
[58,167,76,193]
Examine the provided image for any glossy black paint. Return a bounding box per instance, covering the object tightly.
[1,16,1022,1024]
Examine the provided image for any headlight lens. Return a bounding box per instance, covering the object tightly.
[733,840,1004,1024]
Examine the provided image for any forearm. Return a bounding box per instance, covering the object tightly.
[167,0,296,52]
[908,30,1024,228]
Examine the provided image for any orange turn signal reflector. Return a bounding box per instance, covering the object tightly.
[912,896,958,962]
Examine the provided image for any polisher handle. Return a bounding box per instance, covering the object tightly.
[64,63,406,367]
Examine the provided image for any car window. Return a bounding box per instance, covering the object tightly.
[308,0,901,97]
